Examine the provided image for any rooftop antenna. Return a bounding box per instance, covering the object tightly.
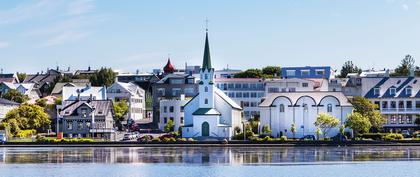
[0,68,3,74]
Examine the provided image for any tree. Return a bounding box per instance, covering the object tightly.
[393,55,415,76]
[291,123,296,139]
[35,98,47,108]
[16,72,26,83]
[261,124,272,135]
[350,96,386,131]
[314,113,340,138]
[113,100,129,126]
[234,69,263,78]
[90,67,116,87]
[2,89,29,103]
[339,61,362,78]
[339,124,345,136]
[164,119,174,132]
[262,66,281,78]
[315,128,322,140]
[345,112,371,137]
[54,96,62,106]
[1,104,51,136]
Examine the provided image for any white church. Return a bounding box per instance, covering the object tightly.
[182,31,243,139]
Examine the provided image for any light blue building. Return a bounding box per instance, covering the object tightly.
[281,66,335,79]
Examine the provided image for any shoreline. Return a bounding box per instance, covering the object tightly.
[2,140,420,148]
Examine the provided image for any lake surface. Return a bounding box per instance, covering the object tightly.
[1,146,420,177]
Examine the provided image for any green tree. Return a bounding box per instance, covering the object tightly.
[262,66,281,78]
[16,72,26,83]
[90,67,116,87]
[350,96,386,131]
[164,119,174,132]
[113,100,129,128]
[2,89,29,103]
[315,127,322,140]
[345,112,371,137]
[314,113,340,138]
[392,55,415,76]
[35,98,47,108]
[1,104,51,136]
[339,61,362,78]
[54,96,62,106]
[261,124,272,135]
[234,69,263,78]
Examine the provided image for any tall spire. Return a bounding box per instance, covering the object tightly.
[202,31,212,70]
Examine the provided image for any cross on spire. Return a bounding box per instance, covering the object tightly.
[205,18,209,32]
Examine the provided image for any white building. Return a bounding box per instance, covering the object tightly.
[0,98,19,121]
[215,78,264,119]
[265,78,328,93]
[259,92,353,138]
[182,31,243,139]
[159,95,188,131]
[214,68,242,79]
[62,85,107,101]
[361,77,420,132]
[107,82,146,121]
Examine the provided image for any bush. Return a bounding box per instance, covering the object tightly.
[152,137,161,142]
[359,133,387,140]
[176,138,187,142]
[232,131,255,140]
[16,129,36,138]
[279,136,287,141]
[163,137,176,142]
[187,138,195,141]
[384,133,404,140]
[261,136,273,141]
[35,137,94,143]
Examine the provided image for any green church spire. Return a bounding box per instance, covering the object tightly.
[202,32,212,71]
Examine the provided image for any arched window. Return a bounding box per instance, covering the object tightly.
[205,86,208,92]
[279,104,285,112]
[205,74,208,79]
[327,104,333,113]
[205,99,208,104]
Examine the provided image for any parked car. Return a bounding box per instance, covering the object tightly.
[300,135,316,141]
[0,133,6,143]
[122,133,138,141]
[401,130,411,138]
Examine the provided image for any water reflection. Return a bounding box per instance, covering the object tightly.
[1,146,419,164]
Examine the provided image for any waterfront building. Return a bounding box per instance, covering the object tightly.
[361,76,420,132]
[259,92,353,138]
[215,78,264,119]
[0,98,19,122]
[182,31,242,139]
[281,66,335,80]
[59,100,115,139]
[23,68,63,97]
[107,82,146,121]
[158,95,188,131]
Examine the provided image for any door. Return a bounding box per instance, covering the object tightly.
[202,122,210,136]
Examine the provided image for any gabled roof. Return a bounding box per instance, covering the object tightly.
[363,77,420,98]
[156,73,194,84]
[60,100,113,117]
[109,82,144,96]
[0,73,19,83]
[0,98,20,106]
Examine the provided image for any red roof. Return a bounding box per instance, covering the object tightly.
[163,58,175,73]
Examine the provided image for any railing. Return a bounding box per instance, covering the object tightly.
[381,108,420,113]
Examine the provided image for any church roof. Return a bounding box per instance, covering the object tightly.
[192,108,221,115]
[163,58,175,73]
[201,32,212,71]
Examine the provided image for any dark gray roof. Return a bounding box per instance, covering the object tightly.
[0,98,20,106]
[0,74,18,83]
[156,74,194,84]
[60,100,113,117]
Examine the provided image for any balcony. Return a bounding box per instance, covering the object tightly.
[381,108,420,114]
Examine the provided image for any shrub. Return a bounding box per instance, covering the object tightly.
[359,133,387,140]
[261,136,273,141]
[232,131,255,140]
[163,137,176,142]
[152,137,161,142]
[384,133,404,140]
[279,136,287,141]
[187,138,195,141]
[176,138,187,142]
[16,129,36,138]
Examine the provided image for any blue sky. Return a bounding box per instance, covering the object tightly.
[1,0,420,73]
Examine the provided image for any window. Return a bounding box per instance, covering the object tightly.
[172,88,181,96]
[243,102,250,107]
[302,83,309,87]
[78,122,83,130]
[416,101,420,108]
[242,84,249,89]
[374,101,380,110]
[398,115,404,124]
[163,106,167,113]
[158,88,165,96]
[390,101,396,109]
[382,101,388,109]
[373,88,380,95]
[327,104,333,113]
[170,79,184,84]
[407,101,412,109]
[390,115,396,124]
[286,70,296,76]
[279,104,285,112]
[316,69,325,75]
[205,74,208,80]
[81,108,88,117]
[250,92,257,98]
[187,79,195,84]
[169,106,174,113]
[67,122,73,130]
[243,92,250,98]
[181,117,184,124]
[228,92,235,98]
[250,84,257,89]
[390,88,396,95]
[164,117,167,124]
[228,83,234,89]
[398,101,404,109]
[184,88,194,95]
[205,99,208,104]
[406,88,412,95]
[257,92,264,98]
[289,88,296,92]
[235,92,243,98]
[86,122,91,129]
[250,102,257,107]
[301,70,310,76]
[407,115,413,124]
[205,86,208,92]
[235,83,242,89]
[268,87,279,93]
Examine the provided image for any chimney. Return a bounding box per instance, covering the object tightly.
[409,68,415,77]
[385,69,390,77]
[88,66,91,71]
[56,66,59,71]
[68,67,70,71]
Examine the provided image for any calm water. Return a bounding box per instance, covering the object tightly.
[1,146,420,177]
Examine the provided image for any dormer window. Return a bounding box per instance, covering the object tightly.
[390,88,396,95]
[373,88,380,95]
[205,74,208,80]
[406,87,412,95]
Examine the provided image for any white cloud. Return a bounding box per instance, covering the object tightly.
[42,31,89,47]
[67,0,95,16]
[0,41,10,48]
[402,4,409,11]
[0,0,63,25]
